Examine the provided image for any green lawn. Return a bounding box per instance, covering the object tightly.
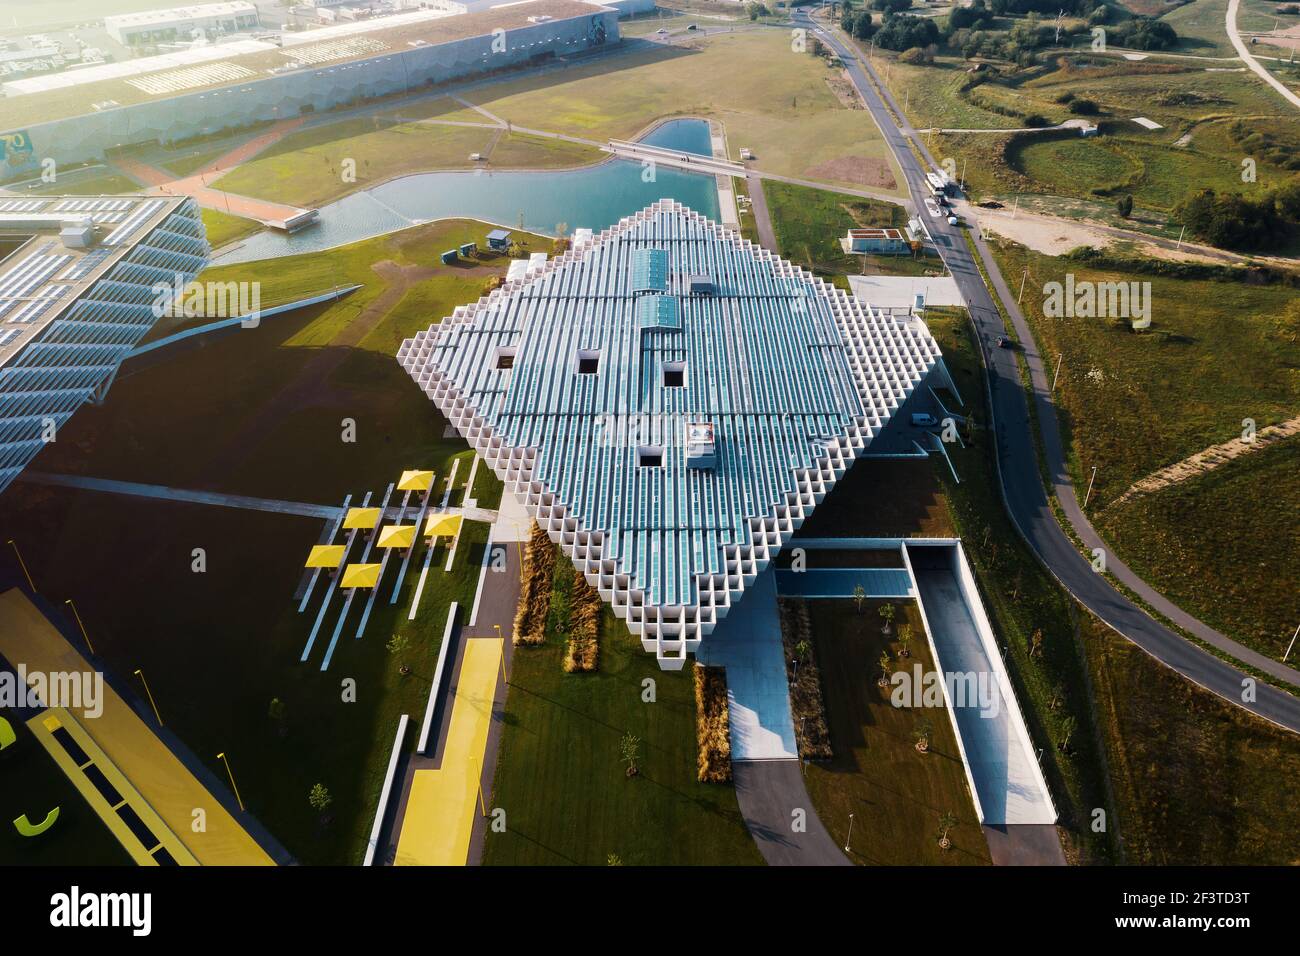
[802,598,991,865]
[201,208,262,250]
[481,607,763,865]
[31,171,143,196]
[990,242,1299,501]
[0,707,133,867]
[1083,609,1300,863]
[762,180,936,285]
[1096,438,1300,659]
[0,220,529,863]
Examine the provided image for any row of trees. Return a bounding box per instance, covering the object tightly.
[1174,176,1300,251]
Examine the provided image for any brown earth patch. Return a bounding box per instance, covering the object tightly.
[803,155,897,190]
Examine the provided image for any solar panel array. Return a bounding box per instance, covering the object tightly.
[0,244,72,321]
[399,201,945,669]
[281,36,388,67]
[53,198,135,225]
[0,198,49,213]
[103,199,166,247]
[124,61,256,97]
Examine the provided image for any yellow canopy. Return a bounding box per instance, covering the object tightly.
[376,525,418,550]
[423,513,464,539]
[340,563,383,589]
[342,507,381,530]
[304,544,346,569]
[397,469,435,492]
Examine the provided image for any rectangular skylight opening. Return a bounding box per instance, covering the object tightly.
[493,346,516,370]
[576,349,600,375]
[663,361,686,388]
[637,444,663,468]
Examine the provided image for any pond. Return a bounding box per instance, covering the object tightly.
[216,118,720,264]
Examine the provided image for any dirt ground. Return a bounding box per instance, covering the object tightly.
[804,155,897,190]
[970,205,1227,263]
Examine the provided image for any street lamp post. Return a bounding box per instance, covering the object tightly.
[65,600,95,655]
[6,539,34,590]
[217,752,245,812]
[133,669,163,726]
[844,812,855,853]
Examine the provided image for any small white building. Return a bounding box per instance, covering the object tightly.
[106,2,261,46]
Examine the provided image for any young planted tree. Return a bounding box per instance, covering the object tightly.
[937,811,957,850]
[853,583,867,614]
[877,651,893,688]
[794,638,812,663]
[620,731,641,778]
[897,622,913,658]
[309,783,333,825]
[268,697,288,739]
[878,602,895,634]
[913,717,933,754]
[387,633,412,676]
[1058,715,1077,755]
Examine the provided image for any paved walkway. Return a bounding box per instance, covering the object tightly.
[19,472,500,525]
[732,761,852,865]
[111,151,311,226]
[696,570,796,760]
[745,171,777,250]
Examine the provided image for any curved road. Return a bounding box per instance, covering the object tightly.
[798,11,1300,734]
[1226,0,1300,110]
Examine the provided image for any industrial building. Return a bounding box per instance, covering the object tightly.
[399,201,952,669]
[844,227,910,255]
[0,195,207,496]
[0,2,621,175]
[105,2,262,46]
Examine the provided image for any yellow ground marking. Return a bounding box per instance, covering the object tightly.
[29,708,198,865]
[394,638,502,866]
[0,588,275,865]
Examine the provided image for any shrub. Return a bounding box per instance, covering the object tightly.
[562,567,601,673]
[694,665,732,783]
[512,523,557,645]
[1068,98,1100,115]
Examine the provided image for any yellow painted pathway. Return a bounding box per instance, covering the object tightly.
[394,638,501,866]
[0,588,275,865]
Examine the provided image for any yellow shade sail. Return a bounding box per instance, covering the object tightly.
[342,507,381,530]
[423,513,464,539]
[397,469,435,492]
[340,563,382,589]
[304,544,346,569]
[376,525,417,550]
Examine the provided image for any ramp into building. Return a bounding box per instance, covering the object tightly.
[902,543,1056,826]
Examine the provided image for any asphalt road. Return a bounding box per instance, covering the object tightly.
[800,11,1300,734]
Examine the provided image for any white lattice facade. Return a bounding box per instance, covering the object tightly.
[399,201,946,668]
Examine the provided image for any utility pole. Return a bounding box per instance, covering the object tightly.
[1284,623,1299,663]
[1017,268,1028,304]
[1083,465,1098,509]
[1052,353,1064,390]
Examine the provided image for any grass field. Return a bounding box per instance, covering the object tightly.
[201,208,262,250]
[1163,0,1238,56]
[456,31,906,194]
[30,170,143,196]
[0,219,528,863]
[481,607,763,865]
[992,242,1299,499]
[1083,610,1300,864]
[32,220,537,504]
[762,180,939,285]
[802,599,992,865]
[1,486,491,866]
[1095,438,1300,659]
[0,705,133,866]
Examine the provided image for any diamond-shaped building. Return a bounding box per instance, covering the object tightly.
[398,201,952,669]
